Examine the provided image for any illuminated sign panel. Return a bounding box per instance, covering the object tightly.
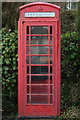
[24,12,55,17]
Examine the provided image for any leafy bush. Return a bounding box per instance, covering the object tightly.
[2,28,18,115]
[61,10,77,34]
[61,32,79,80]
[61,32,80,114]
[2,29,79,118]
[61,106,79,118]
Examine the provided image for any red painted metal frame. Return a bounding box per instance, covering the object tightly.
[19,2,60,10]
[18,2,60,118]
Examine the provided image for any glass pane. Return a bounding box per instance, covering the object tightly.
[31,36,48,44]
[26,26,29,34]
[27,66,29,74]
[50,75,52,84]
[50,46,52,54]
[27,95,48,104]
[31,56,48,64]
[27,76,29,84]
[50,66,52,73]
[26,36,29,44]
[50,95,52,104]
[50,26,52,34]
[50,36,52,40]
[50,36,52,44]
[31,66,48,74]
[50,85,52,94]
[31,76,48,81]
[27,85,29,93]
[26,46,29,54]
[50,56,52,64]
[31,85,48,94]
[26,56,29,64]
[31,46,48,54]
[31,26,48,34]
[31,77,48,84]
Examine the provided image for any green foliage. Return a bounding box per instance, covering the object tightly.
[61,32,80,117]
[2,28,18,114]
[61,106,79,118]
[61,32,79,80]
[61,10,77,34]
[78,2,80,39]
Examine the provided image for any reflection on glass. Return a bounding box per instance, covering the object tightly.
[50,85,52,94]
[26,56,52,64]
[31,26,48,34]
[50,56,52,64]
[31,76,48,81]
[50,36,52,44]
[31,66,48,74]
[50,95,52,104]
[31,85,48,94]
[26,36,29,44]
[26,46,29,54]
[50,36,52,40]
[27,95,48,104]
[50,46,52,54]
[26,56,29,64]
[31,36,48,44]
[32,56,48,64]
[31,46,48,54]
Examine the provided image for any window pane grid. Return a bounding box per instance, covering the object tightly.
[26,25,53,104]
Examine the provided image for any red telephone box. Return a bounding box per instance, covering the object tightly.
[18,2,60,118]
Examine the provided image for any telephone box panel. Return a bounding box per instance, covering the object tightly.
[18,2,60,118]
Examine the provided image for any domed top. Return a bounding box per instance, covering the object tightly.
[19,2,60,10]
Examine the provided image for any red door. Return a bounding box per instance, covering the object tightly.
[18,21,59,117]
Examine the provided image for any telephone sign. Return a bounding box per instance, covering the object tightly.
[24,12,55,17]
[18,2,61,119]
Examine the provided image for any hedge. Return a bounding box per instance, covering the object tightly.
[2,28,18,114]
[60,10,77,34]
[2,28,79,118]
[61,32,79,114]
[61,32,79,79]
